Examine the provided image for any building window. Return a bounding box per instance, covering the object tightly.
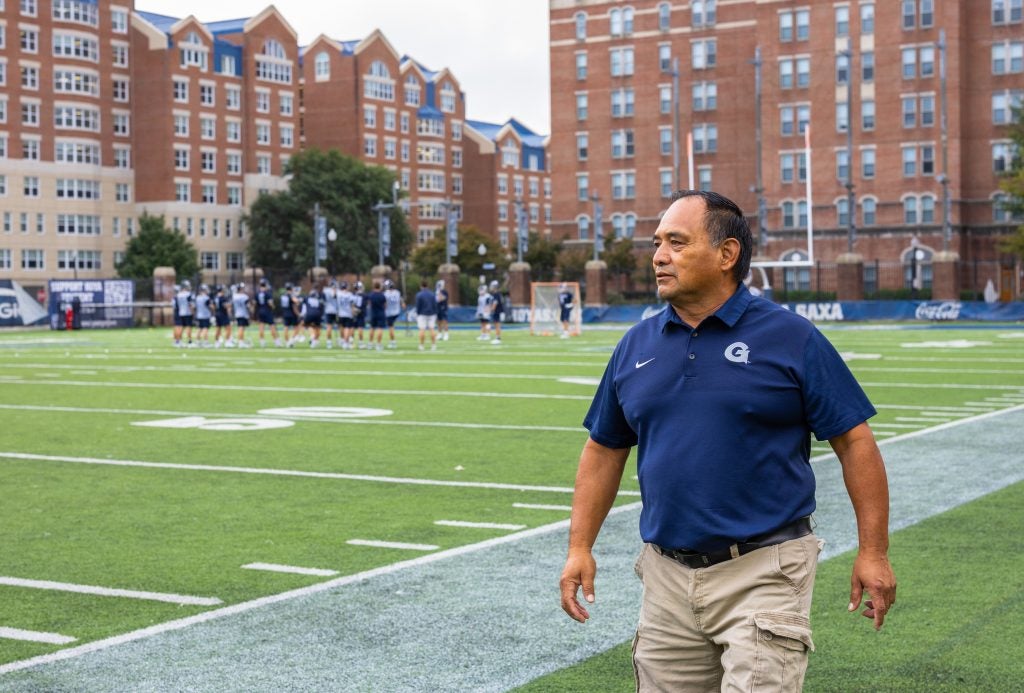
[861,100,875,130]
[861,3,875,34]
[862,51,875,82]
[21,249,45,270]
[610,47,635,77]
[993,0,1024,24]
[611,171,636,200]
[698,166,712,192]
[920,0,934,27]
[692,0,716,27]
[902,146,918,176]
[994,90,1024,124]
[364,136,377,157]
[113,78,129,102]
[577,174,588,201]
[179,31,209,71]
[692,124,717,153]
[364,105,376,128]
[660,85,672,114]
[920,45,935,77]
[921,144,935,175]
[440,83,457,113]
[314,51,330,80]
[837,151,850,181]
[835,5,850,37]
[691,40,716,69]
[836,53,850,85]
[692,81,716,111]
[404,75,420,106]
[862,148,876,178]
[576,133,588,160]
[610,88,634,117]
[226,86,241,110]
[575,12,587,40]
[611,129,634,158]
[201,150,215,172]
[992,41,1024,75]
[861,197,877,226]
[660,169,673,197]
[576,93,588,120]
[576,52,587,80]
[837,198,850,227]
[174,147,189,170]
[609,7,635,36]
[659,44,672,73]
[173,79,188,102]
[659,2,671,31]
[902,0,916,29]
[365,60,395,101]
[659,128,672,156]
[836,102,849,132]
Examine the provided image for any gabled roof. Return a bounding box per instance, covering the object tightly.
[136,10,179,34]
[354,28,400,62]
[244,6,298,42]
[206,17,249,36]
[300,34,358,59]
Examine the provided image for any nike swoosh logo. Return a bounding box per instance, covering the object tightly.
[635,358,656,369]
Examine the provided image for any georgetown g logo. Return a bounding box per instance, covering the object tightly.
[724,342,750,364]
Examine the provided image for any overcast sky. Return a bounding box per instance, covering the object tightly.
[136,0,552,134]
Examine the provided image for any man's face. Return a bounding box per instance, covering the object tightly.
[652,196,726,305]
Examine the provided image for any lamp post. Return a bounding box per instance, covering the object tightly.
[477,242,487,285]
[326,228,337,275]
[839,48,857,253]
[910,235,924,299]
[590,191,604,262]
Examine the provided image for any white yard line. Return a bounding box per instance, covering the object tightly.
[346,540,440,551]
[0,628,77,646]
[0,378,593,401]
[240,563,338,577]
[513,503,573,512]
[0,503,638,678]
[0,451,642,497]
[434,520,527,531]
[0,577,221,607]
[0,403,582,433]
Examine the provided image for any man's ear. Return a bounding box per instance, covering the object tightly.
[719,237,741,274]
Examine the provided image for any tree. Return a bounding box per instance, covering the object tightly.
[245,148,412,276]
[116,213,199,280]
[602,235,638,279]
[523,232,562,281]
[998,105,1024,259]
[558,247,590,282]
[409,225,508,280]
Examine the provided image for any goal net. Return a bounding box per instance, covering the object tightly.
[530,282,582,336]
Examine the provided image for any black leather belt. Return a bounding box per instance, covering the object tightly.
[654,517,813,569]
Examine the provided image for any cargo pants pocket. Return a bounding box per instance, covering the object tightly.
[749,611,814,691]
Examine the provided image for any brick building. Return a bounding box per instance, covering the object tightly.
[549,0,1024,296]
[463,118,551,250]
[1,3,550,294]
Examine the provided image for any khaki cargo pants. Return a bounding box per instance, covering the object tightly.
[632,534,822,692]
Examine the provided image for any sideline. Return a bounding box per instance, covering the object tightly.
[1,406,1022,690]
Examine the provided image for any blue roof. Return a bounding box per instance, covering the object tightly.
[136,10,179,33]
[467,118,547,172]
[206,17,249,36]
[214,39,243,77]
[417,105,444,120]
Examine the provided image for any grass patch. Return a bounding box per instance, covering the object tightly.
[514,481,1024,692]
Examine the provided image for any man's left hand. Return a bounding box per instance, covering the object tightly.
[848,551,897,631]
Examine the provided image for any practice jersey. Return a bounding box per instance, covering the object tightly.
[232,291,251,319]
[195,293,212,320]
[214,294,231,318]
[322,286,339,315]
[337,289,356,319]
[174,290,194,317]
[559,290,574,310]
[436,289,449,312]
[256,288,275,311]
[279,291,293,314]
[384,289,403,318]
[475,293,490,320]
[489,291,504,318]
[303,294,323,322]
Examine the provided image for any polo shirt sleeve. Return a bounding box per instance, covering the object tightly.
[583,347,638,450]
[802,329,877,441]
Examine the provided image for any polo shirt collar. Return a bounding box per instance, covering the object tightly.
[658,283,751,332]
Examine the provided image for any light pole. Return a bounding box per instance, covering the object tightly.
[910,235,925,299]
[326,228,337,275]
[839,48,857,253]
[590,191,603,262]
[477,242,487,286]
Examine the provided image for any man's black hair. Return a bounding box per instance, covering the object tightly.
[670,189,753,283]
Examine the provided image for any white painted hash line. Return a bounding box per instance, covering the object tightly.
[513,503,573,512]
[435,520,527,531]
[0,577,221,606]
[241,563,338,577]
[346,539,440,552]
[0,627,77,646]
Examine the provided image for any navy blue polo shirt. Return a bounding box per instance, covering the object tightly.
[584,284,875,552]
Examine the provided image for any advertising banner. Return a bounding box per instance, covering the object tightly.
[47,279,135,329]
[0,280,49,327]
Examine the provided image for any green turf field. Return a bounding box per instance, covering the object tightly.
[1,321,1022,689]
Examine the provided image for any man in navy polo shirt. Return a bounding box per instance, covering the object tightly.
[559,190,896,691]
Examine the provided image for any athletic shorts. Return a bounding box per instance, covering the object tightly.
[386,315,399,328]
[215,314,230,327]
[304,316,322,328]
[370,315,387,329]
[283,314,298,327]
[178,315,194,328]
[323,314,338,325]
[235,317,250,327]
[437,308,448,321]
[340,317,355,329]
[560,308,572,322]
[258,309,275,325]
[478,317,488,325]
[197,318,211,329]
[354,313,366,328]
[417,314,437,330]
[490,314,502,326]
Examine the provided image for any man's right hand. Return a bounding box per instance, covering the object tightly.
[559,548,597,623]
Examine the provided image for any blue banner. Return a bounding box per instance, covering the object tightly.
[48,279,135,329]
